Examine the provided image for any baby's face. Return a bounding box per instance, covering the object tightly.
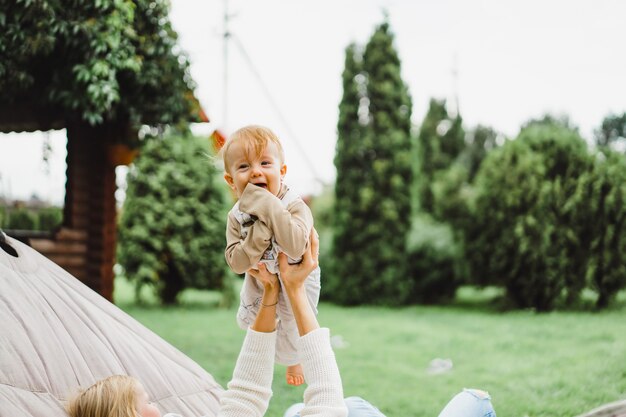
[224,140,287,198]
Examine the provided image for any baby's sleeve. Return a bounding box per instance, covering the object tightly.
[239,187,313,260]
[274,199,313,258]
[225,211,273,274]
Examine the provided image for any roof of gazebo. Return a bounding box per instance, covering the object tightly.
[0,94,208,134]
[0,101,65,133]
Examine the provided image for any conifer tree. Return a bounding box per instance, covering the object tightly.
[328,43,365,303]
[333,43,364,218]
[416,99,465,212]
[595,112,626,150]
[330,21,413,305]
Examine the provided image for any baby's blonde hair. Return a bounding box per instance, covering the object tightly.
[66,375,140,417]
[220,125,285,174]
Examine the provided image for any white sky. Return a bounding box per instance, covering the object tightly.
[1,0,625,204]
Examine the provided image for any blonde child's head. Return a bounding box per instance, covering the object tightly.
[221,125,285,172]
[66,375,160,417]
[221,125,287,197]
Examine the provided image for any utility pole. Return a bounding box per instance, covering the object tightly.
[219,2,324,186]
[451,52,460,118]
[223,0,230,131]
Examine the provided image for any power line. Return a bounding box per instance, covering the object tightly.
[230,33,325,185]
[222,0,231,130]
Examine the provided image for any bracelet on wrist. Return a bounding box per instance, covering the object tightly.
[261,299,279,307]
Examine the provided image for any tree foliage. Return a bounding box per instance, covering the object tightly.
[330,21,413,305]
[595,112,626,150]
[4,208,38,230]
[0,206,62,230]
[0,0,199,128]
[431,163,473,233]
[406,213,463,304]
[459,125,501,182]
[466,120,594,310]
[117,135,228,304]
[415,99,465,212]
[420,123,501,229]
[581,149,626,308]
[327,43,363,303]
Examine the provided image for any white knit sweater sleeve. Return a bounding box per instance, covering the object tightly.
[217,328,347,417]
[218,328,277,417]
[298,328,348,417]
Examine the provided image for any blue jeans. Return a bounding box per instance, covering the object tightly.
[284,389,495,417]
[284,397,384,417]
[438,389,496,417]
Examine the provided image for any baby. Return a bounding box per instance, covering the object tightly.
[221,125,321,386]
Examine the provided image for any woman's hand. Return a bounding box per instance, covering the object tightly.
[279,227,320,336]
[279,228,319,292]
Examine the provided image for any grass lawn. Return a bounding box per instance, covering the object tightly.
[115,279,626,417]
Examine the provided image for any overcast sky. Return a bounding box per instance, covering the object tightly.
[1,0,625,204]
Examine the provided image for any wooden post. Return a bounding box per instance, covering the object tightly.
[64,121,131,301]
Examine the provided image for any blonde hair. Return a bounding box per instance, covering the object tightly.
[220,125,285,173]
[66,375,140,417]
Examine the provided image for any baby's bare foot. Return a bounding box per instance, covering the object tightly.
[286,364,305,386]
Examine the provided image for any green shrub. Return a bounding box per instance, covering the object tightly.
[118,134,229,305]
[406,214,463,304]
[6,208,39,230]
[466,121,593,310]
[431,163,473,232]
[37,207,63,231]
[0,206,62,231]
[582,150,626,308]
[518,122,595,305]
[309,186,335,295]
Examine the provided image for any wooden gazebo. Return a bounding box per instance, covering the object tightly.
[0,101,208,301]
[1,2,212,301]
[1,103,137,300]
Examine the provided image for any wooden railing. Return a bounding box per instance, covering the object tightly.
[4,228,88,280]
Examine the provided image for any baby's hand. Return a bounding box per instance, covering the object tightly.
[248,262,279,292]
[240,213,258,228]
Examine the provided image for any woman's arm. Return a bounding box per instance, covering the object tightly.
[220,231,346,417]
[217,264,280,417]
[280,230,348,417]
[249,263,280,334]
[279,231,320,336]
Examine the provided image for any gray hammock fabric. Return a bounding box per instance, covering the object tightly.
[0,233,224,417]
[574,400,626,417]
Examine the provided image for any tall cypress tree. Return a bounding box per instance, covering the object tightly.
[330,20,413,305]
[333,43,364,212]
[328,43,365,303]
